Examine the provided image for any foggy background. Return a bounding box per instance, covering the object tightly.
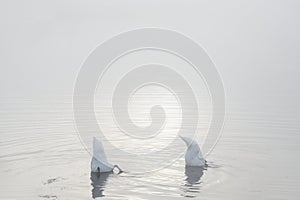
[1,0,299,107]
[0,1,299,199]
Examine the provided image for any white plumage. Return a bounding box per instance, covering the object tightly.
[179,135,206,167]
[91,137,122,173]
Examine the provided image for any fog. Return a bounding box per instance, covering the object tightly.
[0,1,299,199]
[1,0,299,104]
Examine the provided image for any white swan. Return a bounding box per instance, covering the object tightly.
[179,135,206,167]
[91,137,122,173]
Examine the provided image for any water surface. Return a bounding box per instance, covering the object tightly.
[0,94,299,200]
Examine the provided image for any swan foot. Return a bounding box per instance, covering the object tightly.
[113,165,123,174]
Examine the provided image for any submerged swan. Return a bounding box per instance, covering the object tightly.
[179,135,206,167]
[91,137,122,173]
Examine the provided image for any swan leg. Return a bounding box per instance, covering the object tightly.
[97,167,100,177]
[205,160,208,167]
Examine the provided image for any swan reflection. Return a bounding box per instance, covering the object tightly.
[90,172,111,198]
[182,166,206,198]
[185,166,205,184]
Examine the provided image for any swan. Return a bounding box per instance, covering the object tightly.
[91,137,122,173]
[179,135,206,167]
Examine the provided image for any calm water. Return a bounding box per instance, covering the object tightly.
[0,94,299,200]
[1,0,299,199]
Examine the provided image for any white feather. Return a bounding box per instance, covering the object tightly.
[179,135,206,167]
[91,137,114,173]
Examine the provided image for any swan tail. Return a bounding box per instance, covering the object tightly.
[179,135,193,146]
[92,137,108,162]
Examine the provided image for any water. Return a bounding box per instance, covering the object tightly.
[0,93,299,200]
[1,0,299,198]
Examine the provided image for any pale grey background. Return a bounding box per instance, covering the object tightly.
[0,1,299,199]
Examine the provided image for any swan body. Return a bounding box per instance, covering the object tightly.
[91,137,122,173]
[180,135,206,167]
